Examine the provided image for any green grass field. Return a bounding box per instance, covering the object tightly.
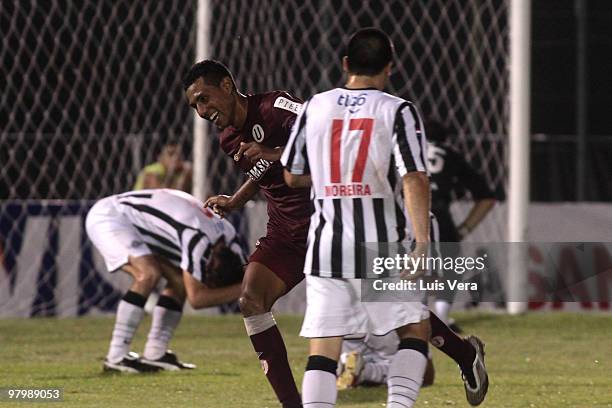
[1,313,611,408]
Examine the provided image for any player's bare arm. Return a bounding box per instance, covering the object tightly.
[283,170,311,188]
[182,271,241,309]
[204,178,260,217]
[457,198,496,238]
[235,142,284,162]
[403,171,431,244]
[154,255,187,300]
[401,171,431,279]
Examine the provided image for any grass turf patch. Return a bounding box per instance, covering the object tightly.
[0,312,610,407]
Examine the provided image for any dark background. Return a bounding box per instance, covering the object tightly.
[531,0,612,200]
[1,1,610,201]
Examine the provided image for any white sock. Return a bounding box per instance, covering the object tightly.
[361,361,389,384]
[243,312,276,336]
[434,300,452,324]
[387,349,427,408]
[143,301,182,360]
[302,370,337,407]
[107,299,145,363]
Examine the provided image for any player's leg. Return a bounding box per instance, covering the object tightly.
[385,314,430,408]
[336,337,367,390]
[302,337,343,407]
[141,259,194,370]
[337,333,395,389]
[433,266,462,333]
[358,356,389,386]
[427,217,489,405]
[300,276,367,407]
[239,261,302,408]
[358,333,398,386]
[429,311,489,404]
[427,313,488,403]
[434,297,453,325]
[104,255,163,371]
[85,205,162,372]
[429,312,475,370]
[432,214,459,326]
[339,331,433,389]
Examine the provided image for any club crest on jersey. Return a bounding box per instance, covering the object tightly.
[431,336,445,348]
[252,124,265,142]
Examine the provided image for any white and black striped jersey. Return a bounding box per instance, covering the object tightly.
[281,87,429,278]
[110,189,244,281]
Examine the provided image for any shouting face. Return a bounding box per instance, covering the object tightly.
[185,76,237,130]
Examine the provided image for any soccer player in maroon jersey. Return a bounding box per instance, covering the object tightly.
[183,60,307,408]
[183,59,487,406]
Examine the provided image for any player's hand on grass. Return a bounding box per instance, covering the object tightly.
[234,142,282,162]
[204,195,235,218]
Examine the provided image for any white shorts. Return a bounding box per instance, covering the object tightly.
[85,197,151,272]
[300,275,429,338]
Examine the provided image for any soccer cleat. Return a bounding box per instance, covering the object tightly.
[460,336,489,406]
[103,352,163,373]
[140,350,196,371]
[336,351,364,390]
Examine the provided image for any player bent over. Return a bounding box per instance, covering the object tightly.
[183,61,310,408]
[86,189,245,373]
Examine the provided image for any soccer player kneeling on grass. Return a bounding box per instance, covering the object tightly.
[86,189,245,373]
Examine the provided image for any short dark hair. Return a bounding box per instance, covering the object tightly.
[182,59,235,90]
[346,28,394,76]
[204,246,245,288]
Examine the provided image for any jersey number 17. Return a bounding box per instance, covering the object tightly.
[330,118,374,184]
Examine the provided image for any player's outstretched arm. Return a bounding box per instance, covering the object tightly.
[182,271,241,309]
[204,179,260,217]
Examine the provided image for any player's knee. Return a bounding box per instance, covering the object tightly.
[396,319,431,342]
[238,291,266,317]
[131,266,162,291]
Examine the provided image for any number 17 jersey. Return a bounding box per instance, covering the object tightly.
[281,87,429,278]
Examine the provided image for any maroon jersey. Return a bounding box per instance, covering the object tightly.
[219,91,311,242]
